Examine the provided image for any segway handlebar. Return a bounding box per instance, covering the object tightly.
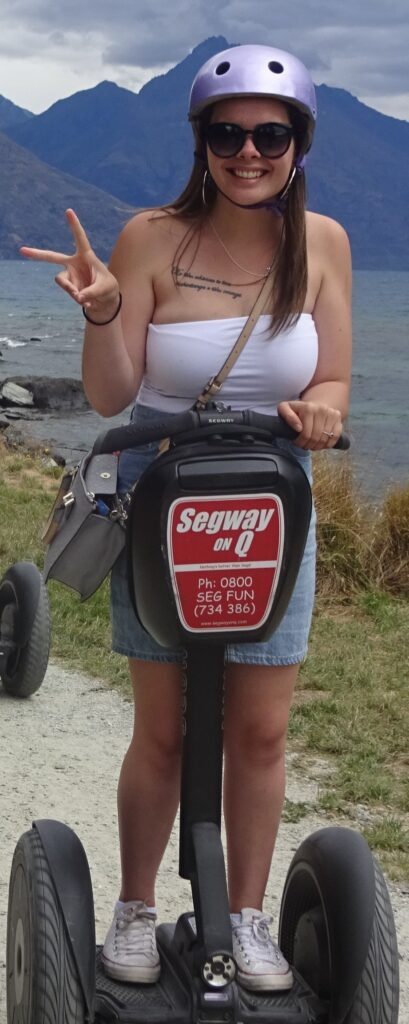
[92,408,350,455]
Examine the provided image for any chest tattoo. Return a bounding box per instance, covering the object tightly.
[173,267,243,300]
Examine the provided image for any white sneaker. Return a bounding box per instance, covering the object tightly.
[101,900,160,983]
[231,908,293,991]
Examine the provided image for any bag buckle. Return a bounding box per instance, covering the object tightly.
[109,495,129,525]
[195,375,222,410]
[62,492,75,508]
[109,507,124,523]
[203,375,222,398]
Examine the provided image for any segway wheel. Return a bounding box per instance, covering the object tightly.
[7,828,86,1023]
[0,564,50,697]
[342,858,399,1024]
[279,829,399,1023]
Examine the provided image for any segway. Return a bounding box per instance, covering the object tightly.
[6,408,400,1023]
[0,561,50,697]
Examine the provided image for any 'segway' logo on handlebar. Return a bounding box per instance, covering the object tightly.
[205,416,235,424]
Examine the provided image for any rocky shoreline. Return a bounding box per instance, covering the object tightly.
[0,376,90,464]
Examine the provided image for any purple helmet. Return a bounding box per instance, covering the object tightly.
[189,44,317,154]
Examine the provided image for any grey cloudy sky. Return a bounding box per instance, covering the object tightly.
[0,0,408,120]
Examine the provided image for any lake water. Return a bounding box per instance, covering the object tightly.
[0,261,408,498]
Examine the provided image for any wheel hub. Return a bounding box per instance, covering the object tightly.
[202,952,236,988]
[14,917,25,1005]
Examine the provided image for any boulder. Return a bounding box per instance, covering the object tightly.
[0,377,90,411]
[1,381,34,406]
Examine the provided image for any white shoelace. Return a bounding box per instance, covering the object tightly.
[233,913,282,965]
[114,906,157,957]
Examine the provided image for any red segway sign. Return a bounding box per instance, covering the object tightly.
[167,493,284,633]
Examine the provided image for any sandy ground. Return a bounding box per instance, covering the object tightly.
[0,662,407,1020]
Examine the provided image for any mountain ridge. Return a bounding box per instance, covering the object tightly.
[0,130,135,260]
[1,36,408,268]
[0,95,34,130]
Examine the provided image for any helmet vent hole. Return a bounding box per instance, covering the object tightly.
[268,61,284,74]
[215,61,230,76]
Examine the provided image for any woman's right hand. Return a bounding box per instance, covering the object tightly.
[20,208,120,321]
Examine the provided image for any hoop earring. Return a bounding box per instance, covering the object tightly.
[278,165,297,202]
[201,169,209,207]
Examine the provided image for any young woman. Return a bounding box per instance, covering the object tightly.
[21,44,352,993]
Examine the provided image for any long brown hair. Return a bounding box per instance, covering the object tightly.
[160,105,308,338]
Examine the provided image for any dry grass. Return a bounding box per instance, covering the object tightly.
[313,452,409,598]
[371,485,409,595]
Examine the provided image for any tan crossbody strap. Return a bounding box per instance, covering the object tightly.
[195,272,273,409]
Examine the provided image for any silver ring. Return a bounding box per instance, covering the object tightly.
[322,430,335,437]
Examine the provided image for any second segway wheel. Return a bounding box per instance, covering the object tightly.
[7,828,86,1024]
[0,562,50,697]
[278,826,399,1024]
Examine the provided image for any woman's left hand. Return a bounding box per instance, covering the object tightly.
[277,400,342,450]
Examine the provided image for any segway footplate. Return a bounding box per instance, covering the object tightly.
[95,949,325,1023]
[95,947,191,1022]
[237,974,327,1022]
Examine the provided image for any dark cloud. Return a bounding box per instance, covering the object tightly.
[1,0,408,108]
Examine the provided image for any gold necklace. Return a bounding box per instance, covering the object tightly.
[208,217,272,278]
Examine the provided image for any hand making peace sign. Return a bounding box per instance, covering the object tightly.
[20,208,120,320]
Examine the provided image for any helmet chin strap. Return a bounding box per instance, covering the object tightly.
[198,158,304,215]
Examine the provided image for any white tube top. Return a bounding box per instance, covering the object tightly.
[137,314,318,414]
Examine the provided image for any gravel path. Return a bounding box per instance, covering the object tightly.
[1,662,407,1019]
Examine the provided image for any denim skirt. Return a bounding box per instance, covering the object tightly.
[110,404,316,666]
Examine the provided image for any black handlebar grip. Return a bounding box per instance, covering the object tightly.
[246,412,350,450]
[333,433,350,451]
[92,408,350,454]
[92,411,198,454]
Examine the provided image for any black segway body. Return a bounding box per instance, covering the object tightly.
[127,435,312,647]
[6,412,399,1023]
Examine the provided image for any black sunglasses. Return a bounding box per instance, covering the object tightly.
[205,121,295,159]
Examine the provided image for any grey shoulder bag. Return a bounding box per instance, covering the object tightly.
[42,451,128,601]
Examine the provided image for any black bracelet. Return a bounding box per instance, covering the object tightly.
[82,292,122,325]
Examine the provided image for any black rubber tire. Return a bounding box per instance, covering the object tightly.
[279,843,399,1024]
[343,858,399,1024]
[1,572,50,697]
[7,828,86,1023]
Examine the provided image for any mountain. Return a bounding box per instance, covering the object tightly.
[4,81,141,191]
[0,95,34,130]
[5,38,227,208]
[0,131,135,260]
[306,86,409,269]
[2,37,409,268]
